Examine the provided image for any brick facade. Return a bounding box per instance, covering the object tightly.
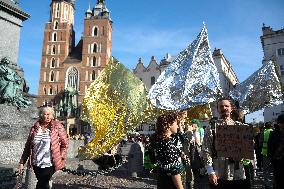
[37,0,112,107]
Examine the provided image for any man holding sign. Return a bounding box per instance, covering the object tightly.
[201,98,253,189]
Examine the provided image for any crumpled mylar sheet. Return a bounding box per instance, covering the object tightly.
[148,24,222,110]
[79,58,150,159]
[230,60,283,114]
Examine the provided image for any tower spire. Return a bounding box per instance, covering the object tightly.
[97,0,105,4]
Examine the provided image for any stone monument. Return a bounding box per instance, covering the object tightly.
[0,1,37,188]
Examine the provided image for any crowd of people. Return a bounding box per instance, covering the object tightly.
[16,99,284,189]
[147,98,284,189]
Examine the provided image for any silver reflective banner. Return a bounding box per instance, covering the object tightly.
[230,60,283,114]
[148,24,222,110]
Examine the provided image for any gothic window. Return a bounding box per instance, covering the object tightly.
[64,4,68,19]
[93,43,97,53]
[52,45,56,54]
[92,26,98,36]
[278,48,284,56]
[56,3,60,18]
[151,76,155,86]
[43,86,47,95]
[52,32,57,41]
[50,71,55,82]
[49,86,53,95]
[56,85,59,94]
[92,56,96,67]
[51,58,55,68]
[91,71,96,80]
[54,21,58,30]
[67,67,79,90]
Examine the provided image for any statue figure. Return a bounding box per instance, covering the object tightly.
[0,57,31,108]
[55,87,78,117]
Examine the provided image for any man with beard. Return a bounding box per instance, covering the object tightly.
[201,98,248,189]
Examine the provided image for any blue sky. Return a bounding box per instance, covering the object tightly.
[17,0,284,122]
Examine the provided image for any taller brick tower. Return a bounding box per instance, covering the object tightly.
[37,0,112,108]
[37,0,75,106]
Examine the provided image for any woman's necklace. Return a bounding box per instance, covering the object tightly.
[41,123,49,132]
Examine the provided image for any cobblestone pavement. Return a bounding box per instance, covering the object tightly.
[51,168,267,189]
[52,170,157,189]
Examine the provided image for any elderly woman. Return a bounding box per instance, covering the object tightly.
[18,107,69,189]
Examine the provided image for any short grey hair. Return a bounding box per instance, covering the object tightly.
[39,107,55,120]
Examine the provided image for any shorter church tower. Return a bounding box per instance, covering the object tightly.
[81,0,112,95]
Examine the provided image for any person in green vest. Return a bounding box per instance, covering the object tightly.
[260,121,274,189]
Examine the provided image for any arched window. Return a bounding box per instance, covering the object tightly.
[43,86,47,95]
[64,4,68,19]
[93,43,97,53]
[52,32,57,41]
[151,76,155,85]
[50,71,55,82]
[67,67,79,90]
[54,21,58,30]
[51,58,55,68]
[92,26,98,36]
[49,86,53,95]
[52,45,56,54]
[56,3,60,18]
[91,70,96,80]
[92,56,96,67]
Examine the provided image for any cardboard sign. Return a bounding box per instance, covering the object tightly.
[215,124,254,160]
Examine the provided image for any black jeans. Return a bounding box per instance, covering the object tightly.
[33,165,55,189]
[157,169,177,189]
[272,160,284,189]
[210,179,249,189]
[244,163,254,189]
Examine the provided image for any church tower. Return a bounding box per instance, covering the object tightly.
[81,0,112,94]
[37,0,75,106]
[37,0,112,109]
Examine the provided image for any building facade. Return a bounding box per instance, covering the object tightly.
[261,25,284,122]
[133,53,175,89]
[212,48,239,97]
[37,0,112,108]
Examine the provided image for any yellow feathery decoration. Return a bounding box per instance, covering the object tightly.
[79,58,149,159]
[186,104,212,122]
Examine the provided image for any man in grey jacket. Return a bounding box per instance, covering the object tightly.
[201,98,248,189]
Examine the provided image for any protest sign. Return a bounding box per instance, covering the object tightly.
[215,124,254,160]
